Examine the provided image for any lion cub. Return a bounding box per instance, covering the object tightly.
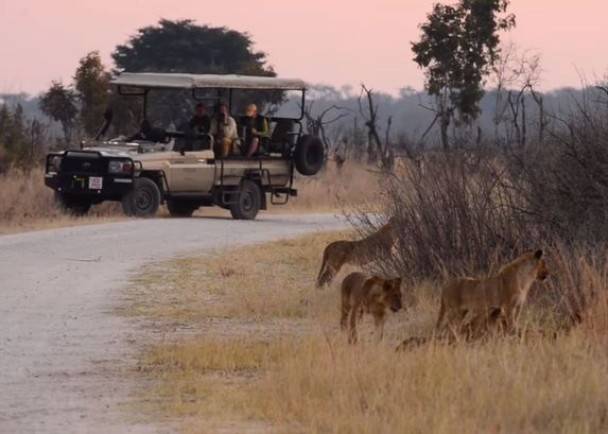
[435,249,549,338]
[341,272,403,343]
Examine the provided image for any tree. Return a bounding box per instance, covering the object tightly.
[39,81,78,145]
[74,51,111,137]
[359,85,394,170]
[112,19,274,76]
[0,104,10,146]
[111,19,276,129]
[412,0,515,148]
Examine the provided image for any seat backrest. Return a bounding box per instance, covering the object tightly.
[271,119,295,143]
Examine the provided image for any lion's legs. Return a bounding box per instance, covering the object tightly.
[434,300,446,334]
[348,302,361,344]
[503,305,520,334]
[373,313,386,342]
[445,309,468,342]
[340,296,350,331]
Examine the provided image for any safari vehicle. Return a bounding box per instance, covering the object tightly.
[44,73,324,220]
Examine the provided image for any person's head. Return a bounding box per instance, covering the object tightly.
[216,102,229,117]
[246,104,258,117]
[194,103,207,117]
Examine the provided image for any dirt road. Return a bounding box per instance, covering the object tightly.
[0,214,344,433]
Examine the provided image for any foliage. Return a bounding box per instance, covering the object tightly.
[112,19,274,76]
[412,0,515,147]
[39,81,78,144]
[0,103,47,170]
[74,51,111,137]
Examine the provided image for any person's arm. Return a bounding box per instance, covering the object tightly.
[258,117,270,138]
[228,117,239,140]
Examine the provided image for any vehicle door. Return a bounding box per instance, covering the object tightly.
[165,150,215,193]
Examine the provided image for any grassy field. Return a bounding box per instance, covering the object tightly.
[124,231,608,434]
[0,162,378,234]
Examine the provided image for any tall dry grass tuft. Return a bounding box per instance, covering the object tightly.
[285,161,382,212]
[545,244,608,334]
[251,333,608,434]
[0,167,121,233]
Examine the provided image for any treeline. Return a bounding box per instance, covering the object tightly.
[0,51,110,171]
[1,13,606,172]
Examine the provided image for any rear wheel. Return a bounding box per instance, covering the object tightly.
[121,177,161,217]
[54,192,92,216]
[166,199,198,217]
[230,180,261,220]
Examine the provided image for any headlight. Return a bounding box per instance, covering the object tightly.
[50,155,63,172]
[108,160,134,174]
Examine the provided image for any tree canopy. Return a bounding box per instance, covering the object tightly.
[74,51,111,137]
[112,19,275,76]
[412,0,515,147]
[39,82,78,144]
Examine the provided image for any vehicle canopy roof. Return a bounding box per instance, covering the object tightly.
[111,72,307,91]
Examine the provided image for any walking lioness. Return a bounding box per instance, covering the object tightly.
[341,272,403,343]
[435,250,549,338]
[317,217,397,287]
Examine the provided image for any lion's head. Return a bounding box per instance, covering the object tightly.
[382,277,403,312]
[533,250,549,281]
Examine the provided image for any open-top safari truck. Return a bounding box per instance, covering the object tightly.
[44,73,324,219]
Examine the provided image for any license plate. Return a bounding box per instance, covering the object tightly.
[88,176,103,190]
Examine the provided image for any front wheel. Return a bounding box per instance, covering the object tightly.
[54,192,92,216]
[230,180,261,220]
[121,177,161,217]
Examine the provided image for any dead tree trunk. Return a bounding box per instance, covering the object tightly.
[359,84,393,170]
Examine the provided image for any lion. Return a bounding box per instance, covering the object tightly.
[316,217,397,288]
[435,249,549,338]
[340,272,403,343]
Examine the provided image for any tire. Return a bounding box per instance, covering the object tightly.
[294,135,325,176]
[167,199,198,217]
[121,177,161,217]
[230,180,262,220]
[54,192,92,216]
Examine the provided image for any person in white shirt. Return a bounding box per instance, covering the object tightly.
[210,102,239,157]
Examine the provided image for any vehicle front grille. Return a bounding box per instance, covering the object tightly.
[61,153,106,174]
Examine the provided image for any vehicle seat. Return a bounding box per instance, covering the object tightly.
[268,119,296,155]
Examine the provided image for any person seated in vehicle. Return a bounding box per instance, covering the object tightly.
[210,102,239,158]
[241,104,269,157]
[189,103,211,134]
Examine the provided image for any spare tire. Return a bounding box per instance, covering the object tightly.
[294,135,324,176]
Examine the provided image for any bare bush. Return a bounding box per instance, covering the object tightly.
[352,150,531,280]
[508,91,608,243]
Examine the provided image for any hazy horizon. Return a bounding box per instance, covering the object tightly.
[0,0,606,96]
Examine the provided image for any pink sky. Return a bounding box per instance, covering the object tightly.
[0,0,605,95]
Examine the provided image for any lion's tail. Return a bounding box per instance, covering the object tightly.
[435,297,446,333]
[316,246,332,288]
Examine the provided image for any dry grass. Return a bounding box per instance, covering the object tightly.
[123,231,349,325]
[0,168,122,234]
[283,162,382,212]
[126,231,608,434]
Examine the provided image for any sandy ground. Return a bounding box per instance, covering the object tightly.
[0,214,344,434]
